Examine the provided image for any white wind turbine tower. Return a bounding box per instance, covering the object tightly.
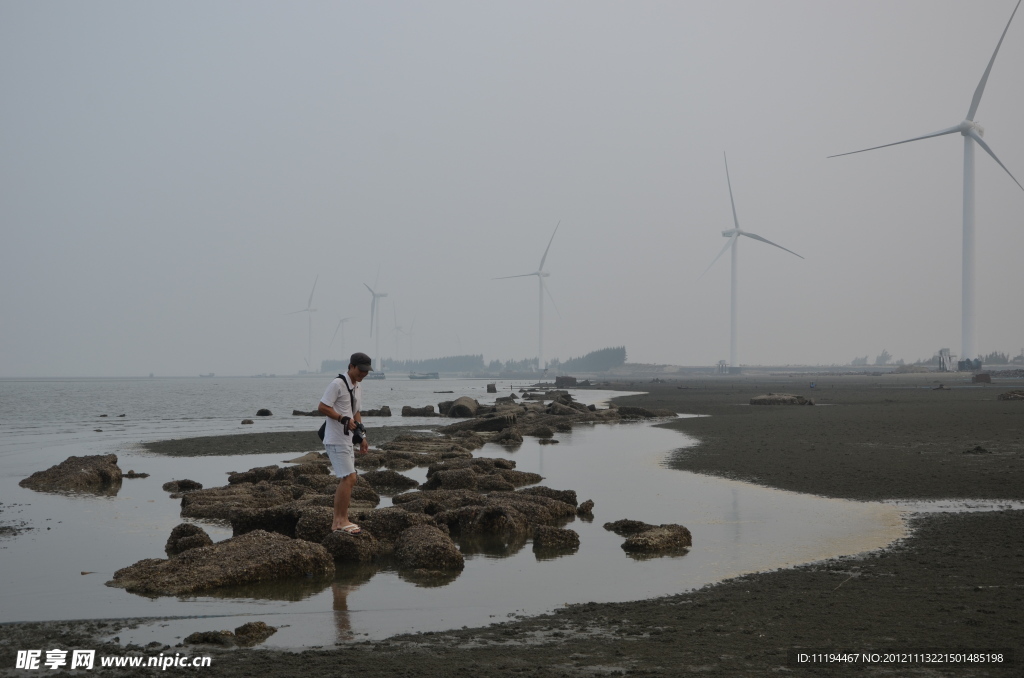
[494,221,561,372]
[830,0,1024,363]
[287,275,318,371]
[328,316,351,360]
[364,271,387,372]
[700,154,803,370]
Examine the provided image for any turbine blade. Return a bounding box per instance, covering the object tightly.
[967,0,1021,121]
[364,283,375,295]
[828,125,963,158]
[493,272,539,280]
[538,220,561,271]
[286,309,307,315]
[329,319,343,349]
[699,233,739,280]
[741,231,805,259]
[307,275,318,310]
[724,153,740,231]
[966,128,1024,192]
[542,279,562,319]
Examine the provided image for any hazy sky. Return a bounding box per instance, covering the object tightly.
[2,0,1023,377]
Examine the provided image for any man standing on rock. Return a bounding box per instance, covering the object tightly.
[317,352,372,534]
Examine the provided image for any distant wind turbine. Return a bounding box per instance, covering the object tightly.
[287,275,318,371]
[328,316,352,358]
[700,154,803,370]
[364,269,387,371]
[829,0,1023,362]
[494,221,561,371]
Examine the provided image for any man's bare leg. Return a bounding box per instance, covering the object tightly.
[332,472,358,531]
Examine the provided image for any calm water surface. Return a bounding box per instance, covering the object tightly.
[0,376,905,647]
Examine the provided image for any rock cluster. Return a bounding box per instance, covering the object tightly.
[183,621,277,647]
[19,454,123,494]
[165,523,213,556]
[361,405,392,416]
[106,529,334,596]
[998,390,1024,401]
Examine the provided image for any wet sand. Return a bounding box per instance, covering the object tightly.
[3,373,1023,676]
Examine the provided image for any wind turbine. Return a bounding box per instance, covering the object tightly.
[700,154,803,371]
[328,316,352,359]
[364,270,387,372]
[830,0,1023,363]
[287,275,318,371]
[494,221,561,371]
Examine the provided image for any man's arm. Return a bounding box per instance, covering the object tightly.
[317,401,339,420]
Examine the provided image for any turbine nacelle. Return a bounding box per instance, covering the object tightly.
[958,120,985,137]
[721,229,740,238]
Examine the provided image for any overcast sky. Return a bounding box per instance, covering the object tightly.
[2,0,1023,377]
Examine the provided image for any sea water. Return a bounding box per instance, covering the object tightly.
[0,375,905,647]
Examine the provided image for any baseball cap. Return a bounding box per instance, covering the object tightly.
[350,352,374,372]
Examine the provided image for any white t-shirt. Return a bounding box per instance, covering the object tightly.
[320,374,361,446]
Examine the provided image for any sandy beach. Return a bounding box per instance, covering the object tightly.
[2,372,1022,676]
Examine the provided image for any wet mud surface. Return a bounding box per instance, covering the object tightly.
[3,374,1023,676]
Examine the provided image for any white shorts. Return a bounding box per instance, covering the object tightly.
[324,442,356,478]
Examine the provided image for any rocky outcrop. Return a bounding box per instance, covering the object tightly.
[291,409,321,416]
[750,393,814,406]
[107,530,334,596]
[241,419,254,425]
[577,499,595,517]
[165,523,213,557]
[19,454,122,494]
[256,409,273,417]
[163,479,203,493]
[393,524,464,571]
[604,519,691,554]
[998,390,1024,401]
[361,405,392,416]
[486,383,497,393]
[401,405,439,417]
[532,525,580,552]
[234,622,277,646]
[360,469,419,493]
[320,528,381,564]
[445,396,480,418]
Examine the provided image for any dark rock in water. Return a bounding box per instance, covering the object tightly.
[394,524,464,571]
[19,454,123,494]
[604,518,692,553]
[361,405,392,416]
[446,396,480,418]
[622,525,692,553]
[749,393,813,406]
[603,519,654,536]
[532,525,580,551]
[476,475,516,492]
[577,499,595,517]
[554,376,578,388]
[180,483,297,521]
[234,621,277,646]
[124,470,149,479]
[320,527,381,563]
[615,406,660,418]
[998,390,1024,401]
[519,486,578,508]
[241,419,255,425]
[165,523,214,557]
[538,439,560,445]
[292,409,320,416]
[352,506,442,545]
[402,405,438,417]
[184,630,236,646]
[497,469,543,487]
[256,409,273,416]
[162,479,203,493]
[420,467,478,491]
[107,529,334,596]
[295,506,333,543]
[963,446,991,455]
[486,383,497,393]
[494,427,524,445]
[529,426,555,438]
[361,469,419,492]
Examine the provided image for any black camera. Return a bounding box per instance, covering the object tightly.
[351,422,366,446]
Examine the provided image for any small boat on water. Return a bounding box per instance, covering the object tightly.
[408,372,439,380]
[366,372,386,380]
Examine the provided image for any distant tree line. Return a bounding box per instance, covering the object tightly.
[550,346,627,372]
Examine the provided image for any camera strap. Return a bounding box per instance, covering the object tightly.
[338,373,357,437]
